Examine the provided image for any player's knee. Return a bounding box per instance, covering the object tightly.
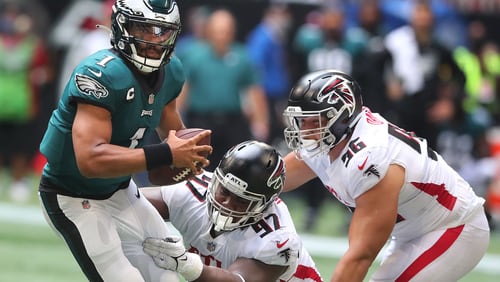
[89,245,145,282]
[125,252,180,282]
[101,266,144,282]
[96,255,145,282]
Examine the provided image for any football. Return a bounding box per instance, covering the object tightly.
[148,128,211,186]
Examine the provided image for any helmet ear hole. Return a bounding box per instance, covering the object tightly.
[266,160,273,168]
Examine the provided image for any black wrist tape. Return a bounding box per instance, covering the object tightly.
[143,143,173,170]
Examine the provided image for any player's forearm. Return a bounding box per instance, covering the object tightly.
[194,266,245,282]
[333,221,391,281]
[76,143,148,178]
[332,217,387,282]
[283,153,316,192]
[330,252,373,282]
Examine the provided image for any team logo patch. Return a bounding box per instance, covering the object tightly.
[207,242,216,252]
[81,200,91,209]
[278,248,291,263]
[363,164,380,178]
[141,110,153,117]
[75,74,109,99]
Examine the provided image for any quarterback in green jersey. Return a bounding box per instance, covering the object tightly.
[38,1,212,281]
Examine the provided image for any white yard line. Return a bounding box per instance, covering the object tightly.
[1,202,499,274]
[0,202,44,225]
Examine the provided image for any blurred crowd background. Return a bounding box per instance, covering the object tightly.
[2,0,500,233]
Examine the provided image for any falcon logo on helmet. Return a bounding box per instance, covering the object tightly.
[267,156,285,191]
[319,76,356,116]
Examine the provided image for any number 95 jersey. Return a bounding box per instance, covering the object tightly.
[301,107,486,241]
[40,49,185,196]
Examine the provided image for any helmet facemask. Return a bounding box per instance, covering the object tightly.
[207,168,272,231]
[284,106,351,159]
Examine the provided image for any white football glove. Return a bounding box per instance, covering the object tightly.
[143,236,203,281]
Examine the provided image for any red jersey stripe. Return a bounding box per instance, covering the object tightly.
[395,224,465,282]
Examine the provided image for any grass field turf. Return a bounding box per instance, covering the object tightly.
[0,187,499,281]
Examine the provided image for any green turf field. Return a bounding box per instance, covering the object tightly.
[0,182,499,281]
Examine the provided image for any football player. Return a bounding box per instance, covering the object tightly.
[141,141,323,282]
[281,70,490,281]
[37,0,211,281]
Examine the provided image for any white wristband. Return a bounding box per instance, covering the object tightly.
[179,252,204,281]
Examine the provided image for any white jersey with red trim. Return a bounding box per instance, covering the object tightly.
[301,107,485,241]
[160,172,323,282]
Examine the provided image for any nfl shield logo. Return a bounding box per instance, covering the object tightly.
[207,242,216,252]
[148,94,155,104]
[82,200,91,209]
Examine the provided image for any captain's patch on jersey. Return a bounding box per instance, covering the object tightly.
[75,73,109,99]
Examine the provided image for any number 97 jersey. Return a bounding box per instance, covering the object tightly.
[163,173,323,282]
[301,107,486,241]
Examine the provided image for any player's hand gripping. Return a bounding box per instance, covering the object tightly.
[143,236,203,281]
[166,130,212,174]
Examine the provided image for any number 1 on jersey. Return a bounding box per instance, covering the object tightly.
[129,128,146,148]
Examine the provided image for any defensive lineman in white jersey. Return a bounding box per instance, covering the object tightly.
[282,70,490,281]
[142,141,323,282]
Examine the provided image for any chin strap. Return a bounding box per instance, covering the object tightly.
[212,211,233,231]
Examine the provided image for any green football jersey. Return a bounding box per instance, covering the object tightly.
[40,49,185,196]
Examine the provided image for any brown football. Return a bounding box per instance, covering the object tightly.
[148,128,211,185]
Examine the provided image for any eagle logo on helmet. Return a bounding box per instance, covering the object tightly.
[317,75,356,116]
[267,156,285,191]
